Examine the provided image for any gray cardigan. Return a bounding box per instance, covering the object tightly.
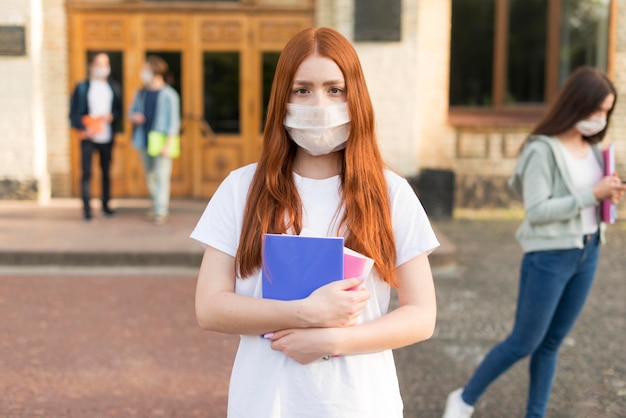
[130,85,181,149]
[508,135,605,252]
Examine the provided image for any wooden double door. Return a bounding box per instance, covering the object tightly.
[69,11,311,198]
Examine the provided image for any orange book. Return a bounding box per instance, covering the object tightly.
[81,115,104,135]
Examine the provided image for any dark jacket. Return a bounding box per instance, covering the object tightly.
[69,79,124,139]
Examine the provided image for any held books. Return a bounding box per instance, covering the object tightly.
[81,115,104,135]
[299,228,375,280]
[261,234,344,301]
[261,231,375,301]
[601,144,617,224]
[147,131,181,158]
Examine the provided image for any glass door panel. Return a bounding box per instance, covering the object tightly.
[261,51,280,132]
[203,52,240,134]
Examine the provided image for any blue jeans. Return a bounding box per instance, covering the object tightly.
[140,149,173,217]
[462,232,600,418]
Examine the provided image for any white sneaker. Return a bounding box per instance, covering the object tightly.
[442,388,474,418]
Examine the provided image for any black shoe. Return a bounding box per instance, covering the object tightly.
[103,207,116,217]
[84,212,93,222]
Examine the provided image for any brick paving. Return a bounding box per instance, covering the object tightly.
[397,219,626,418]
[0,270,238,418]
[0,199,624,417]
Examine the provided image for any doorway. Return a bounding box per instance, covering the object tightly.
[68,11,312,198]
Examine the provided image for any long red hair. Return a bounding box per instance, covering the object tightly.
[235,27,397,286]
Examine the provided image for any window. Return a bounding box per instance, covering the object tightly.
[261,52,281,132]
[203,52,240,134]
[145,0,238,2]
[559,0,610,85]
[449,0,611,121]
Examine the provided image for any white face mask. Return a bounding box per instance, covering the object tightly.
[91,66,110,80]
[284,103,351,156]
[140,69,154,85]
[576,116,607,136]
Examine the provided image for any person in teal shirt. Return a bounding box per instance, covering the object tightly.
[129,55,180,226]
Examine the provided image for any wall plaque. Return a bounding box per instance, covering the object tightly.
[0,25,26,56]
[354,0,402,42]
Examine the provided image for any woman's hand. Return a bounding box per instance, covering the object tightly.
[610,173,626,204]
[300,277,370,328]
[593,174,625,203]
[267,327,340,365]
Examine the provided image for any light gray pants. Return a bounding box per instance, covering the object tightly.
[140,149,172,217]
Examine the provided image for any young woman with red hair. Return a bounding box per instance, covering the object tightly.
[192,27,438,418]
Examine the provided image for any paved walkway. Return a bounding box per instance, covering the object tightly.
[0,198,456,269]
[1,199,624,417]
[0,199,206,267]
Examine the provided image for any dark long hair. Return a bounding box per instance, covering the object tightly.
[523,66,616,149]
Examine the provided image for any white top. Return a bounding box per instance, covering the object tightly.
[191,163,439,418]
[87,80,113,143]
[557,142,603,234]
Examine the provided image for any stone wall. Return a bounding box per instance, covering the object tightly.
[0,0,36,199]
[43,0,70,197]
[316,0,452,177]
[0,0,67,200]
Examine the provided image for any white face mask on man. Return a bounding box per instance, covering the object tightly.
[91,66,110,80]
[283,102,351,156]
[576,116,607,137]
[140,69,154,85]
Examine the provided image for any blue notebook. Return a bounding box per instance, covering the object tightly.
[261,234,344,301]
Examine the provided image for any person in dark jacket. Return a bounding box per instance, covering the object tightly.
[69,51,123,221]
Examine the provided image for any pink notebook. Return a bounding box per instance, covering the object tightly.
[300,228,375,279]
[601,144,616,224]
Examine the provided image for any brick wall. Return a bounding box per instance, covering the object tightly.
[42,0,70,197]
[606,0,626,215]
[316,0,452,177]
[0,0,37,199]
[0,0,68,199]
[2,0,624,209]
[611,1,626,179]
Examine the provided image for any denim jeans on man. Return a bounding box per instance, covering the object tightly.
[461,232,600,418]
[140,149,172,217]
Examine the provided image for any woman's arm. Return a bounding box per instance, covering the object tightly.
[167,88,181,137]
[522,147,597,224]
[267,252,437,364]
[195,245,371,336]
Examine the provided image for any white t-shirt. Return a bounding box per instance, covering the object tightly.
[191,163,439,418]
[557,142,603,234]
[87,80,113,143]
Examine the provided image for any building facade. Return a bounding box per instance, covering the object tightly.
[0,0,623,214]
